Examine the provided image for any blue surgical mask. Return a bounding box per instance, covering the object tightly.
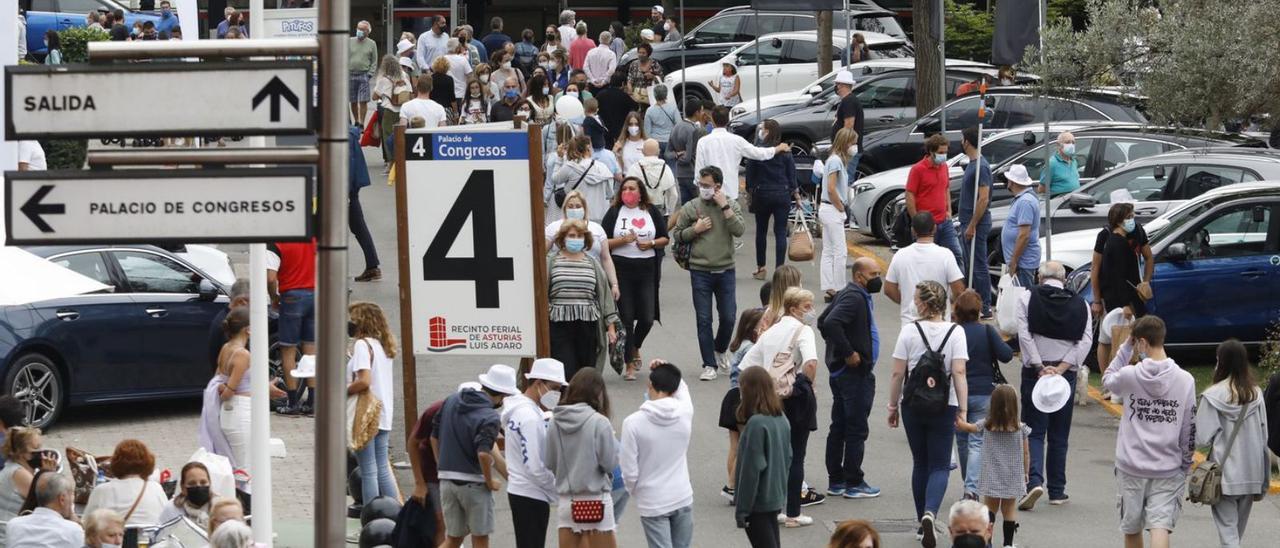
[1123,218,1136,233]
[1062,143,1075,156]
[504,88,519,100]
[542,86,550,95]
[356,30,366,39]
[565,207,585,220]
[565,237,586,253]
[933,153,947,165]
[162,8,171,17]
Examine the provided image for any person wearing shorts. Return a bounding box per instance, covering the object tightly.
[1115,471,1184,538]
[267,242,317,416]
[440,480,496,540]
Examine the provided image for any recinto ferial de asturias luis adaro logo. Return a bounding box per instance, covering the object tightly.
[427,316,467,352]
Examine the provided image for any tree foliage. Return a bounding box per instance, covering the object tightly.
[57,26,109,63]
[41,26,108,170]
[1022,0,1280,129]
[944,0,994,62]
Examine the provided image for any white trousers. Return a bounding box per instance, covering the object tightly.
[819,203,848,291]
[219,395,251,481]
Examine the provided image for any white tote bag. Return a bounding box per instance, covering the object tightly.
[996,274,1027,336]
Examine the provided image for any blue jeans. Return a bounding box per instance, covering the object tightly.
[278,288,316,346]
[934,219,966,274]
[690,269,737,368]
[1021,368,1076,499]
[955,394,990,495]
[640,505,693,548]
[959,216,992,314]
[1012,266,1036,289]
[356,429,398,501]
[825,369,875,487]
[901,405,957,519]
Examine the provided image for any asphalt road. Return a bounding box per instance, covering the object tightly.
[44,146,1280,547]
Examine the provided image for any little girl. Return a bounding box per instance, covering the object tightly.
[461,79,489,125]
[717,307,766,503]
[955,384,1029,548]
[708,62,742,106]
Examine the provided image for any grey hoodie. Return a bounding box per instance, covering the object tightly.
[1195,382,1271,496]
[543,402,617,496]
[1102,341,1197,478]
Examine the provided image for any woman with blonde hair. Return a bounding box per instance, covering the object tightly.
[759,264,803,332]
[83,508,125,548]
[430,55,459,115]
[820,128,858,302]
[828,519,879,548]
[548,220,619,381]
[553,135,616,223]
[207,497,245,536]
[545,191,620,300]
[372,54,411,163]
[347,301,401,503]
[0,426,56,543]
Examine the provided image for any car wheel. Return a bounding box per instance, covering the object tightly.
[856,162,876,179]
[784,136,813,157]
[5,353,65,430]
[987,233,1004,269]
[871,191,903,242]
[674,85,709,111]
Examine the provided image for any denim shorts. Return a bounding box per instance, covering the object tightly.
[278,288,315,346]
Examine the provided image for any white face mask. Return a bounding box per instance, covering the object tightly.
[757,129,767,141]
[539,387,561,409]
[802,309,818,325]
[501,61,512,69]
[565,207,586,220]
[479,74,489,83]
[628,126,640,136]
[699,186,716,200]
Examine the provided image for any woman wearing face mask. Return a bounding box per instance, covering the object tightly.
[627,43,664,106]
[553,136,616,223]
[602,177,670,380]
[819,128,858,301]
[1089,202,1154,319]
[84,508,126,548]
[372,54,411,164]
[544,28,562,55]
[526,73,556,125]
[548,220,619,381]
[0,426,57,543]
[613,111,647,174]
[556,82,593,105]
[549,50,571,94]
[546,191,620,300]
[744,119,798,280]
[346,302,401,504]
[738,287,821,529]
[159,462,216,529]
[492,50,527,96]
[474,63,499,104]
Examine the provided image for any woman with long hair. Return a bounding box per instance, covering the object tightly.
[43,29,62,65]
[372,54,411,163]
[460,78,490,125]
[0,426,56,543]
[473,62,498,104]
[717,307,766,502]
[734,367,791,548]
[759,264,803,332]
[613,111,647,173]
[602,177,669,379]
[544,122,582,222]
[887,280,969,547]
[527,73,556,125]
[545,368,618,548]
[553,135,616,223]
[745,119,798,280]
[492,48,526,95]
[347,302,401,503]
[548,220,619,380]
[214,308,252,477]
[1196,339,1270,548]
[820,128,858,301]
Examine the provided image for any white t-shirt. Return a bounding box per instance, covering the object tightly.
[885,242,964,324]
[545,219,609,260]
[619,138,645,173]
[1098,307,1135,345]
[740,316,819,371]
[400,98,448,128]
[892,320,969,407]
[445,54,473,98]
[18,141,46,171]
[348,337,395,431]
[610,205,657,259]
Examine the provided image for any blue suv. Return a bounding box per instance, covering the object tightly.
[23,0,161,56]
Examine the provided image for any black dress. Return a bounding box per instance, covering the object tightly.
[1094,225,1148,315]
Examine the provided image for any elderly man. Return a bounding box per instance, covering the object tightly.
[584,31,618,92]
[557,10,577,47]
[1016,261,1092,511]
[215,6,237,38]
[1041,132,1080,196]
[947,500,993,548]
[7,474,83,548]
[1001,164,1041,288]
[489,76,521,122]
[349,20,378,126]
[415,15,450,73]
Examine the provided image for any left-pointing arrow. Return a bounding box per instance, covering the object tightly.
[20,185,65,233]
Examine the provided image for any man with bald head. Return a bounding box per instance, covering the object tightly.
[489,76,522,122]
[818,256,884,499]
[1041,131,1081,196]
[626,138,680,219]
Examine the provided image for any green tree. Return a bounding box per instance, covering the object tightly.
[40,26,110,170]
[944,0,994,62]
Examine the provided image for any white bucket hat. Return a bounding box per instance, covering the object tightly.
[478,364,520,395]
[1005,164,1034,187]
[397,39,415,55]
[1032,375,1071,413]
[457,381,482,392]
[526,358,568,386]
[290,354,316,379]
[834,70,856,86]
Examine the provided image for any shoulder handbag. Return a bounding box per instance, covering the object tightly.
[122,479,149,523]
[768,325,808,398]
[986,324,1009,385]
[1188,411,1247,505]
[554,426,606,523]
[346,340,384,452]
[788,215,815,262]
[555,160,595,207]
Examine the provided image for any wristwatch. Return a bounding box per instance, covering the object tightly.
[720,204,731,211]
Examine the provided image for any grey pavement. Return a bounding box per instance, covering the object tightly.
[44,145,1280,547]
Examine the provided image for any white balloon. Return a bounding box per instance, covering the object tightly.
[555,95,584,121]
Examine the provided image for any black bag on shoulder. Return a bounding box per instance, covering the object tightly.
[902,322,956,414]
[555,160,595,208]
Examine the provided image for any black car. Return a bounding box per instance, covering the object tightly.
[620,3,909,74]
[1,245,230,428]
[857,88,1149,177]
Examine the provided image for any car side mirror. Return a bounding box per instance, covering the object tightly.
[956,155,970,167]
[1154,165,1166,180]
[770,38,783,49]
[1164,242,1188,262]
[1254,205,1267,223]
[1067,193,1097,212]
[198,279,219,302]
[1022,130,1038,146]
[916,115,940,134]
[806,85,822,95]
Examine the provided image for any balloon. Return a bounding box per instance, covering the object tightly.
[555,95,583,122]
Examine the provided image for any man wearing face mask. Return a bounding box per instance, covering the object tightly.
[501,359,567,548]
[348,21,379,127]
[818,257,883,501]
[831,70,864,177]
[1041,132,1080,196]
[946,499,993,548]
[489,76,522,122]
[620,361,695,548]
[906,134,965,270]
[415,15,450,75]
[958,127,993,319]
[6,474,83,548]
[156,1,180,35]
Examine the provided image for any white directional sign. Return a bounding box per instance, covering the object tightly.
[4,62,313,139]
[4,168,313,245]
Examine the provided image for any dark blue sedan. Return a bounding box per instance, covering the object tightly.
[1,245,229,428]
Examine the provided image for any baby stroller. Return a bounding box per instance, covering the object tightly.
[789,155,823,238]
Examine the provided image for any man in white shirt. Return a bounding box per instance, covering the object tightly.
[400,77,449,129]
[501,359,567,546]
[415,15,450,72]
[556,10,577,48]
[443,38,473,101]
[695,106,789,200]
[18,141,46,171]
[884,212,966,324]
[7,473,83,548]
[583,31,618,91]
[620,361,695,548]
[626,139,680,218]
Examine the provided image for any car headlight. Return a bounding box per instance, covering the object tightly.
[730,106,745,117]
[853,182,875,195]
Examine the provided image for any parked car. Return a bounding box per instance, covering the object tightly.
[986,147,1280,266]
[1056,182,1280,346]
[23,0,162,57]
[665,31,912,107]
[1,245,230,428]
[621,3,909,74]
[857,87,1149,177]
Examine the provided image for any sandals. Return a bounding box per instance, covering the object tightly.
[752,267,767,280]
[624,359,641,381]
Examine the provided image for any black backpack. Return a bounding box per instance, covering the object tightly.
[902,322,956,414]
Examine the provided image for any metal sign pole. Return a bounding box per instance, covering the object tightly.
[938,0,947,135]
[844,0,852,68]
[680,0,686,110]
[1039,0,1052,260]
[753,10,761,121]
[249,3,272,542]
[968,82,987,288]
[316,0,350,545]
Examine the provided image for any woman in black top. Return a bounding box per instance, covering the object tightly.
[744,119,798,280]
[601,177,669,380]
[1089,202,1154,317]
[429,56,458,119]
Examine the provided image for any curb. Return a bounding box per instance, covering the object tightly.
[846,238,890,272]
[1086,386,1280,495]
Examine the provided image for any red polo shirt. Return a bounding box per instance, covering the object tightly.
[905,156,951,223]
[270,241,317,292]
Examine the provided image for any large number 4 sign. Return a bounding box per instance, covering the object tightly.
[422,170,515,308]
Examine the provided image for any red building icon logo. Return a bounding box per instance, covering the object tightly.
[427,316,467,352]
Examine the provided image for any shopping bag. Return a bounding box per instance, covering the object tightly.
[188,447,238,500]
[788,219,815,262]
[359,110,381,147]
[996,274,1027,336]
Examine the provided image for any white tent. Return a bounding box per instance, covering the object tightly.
[0,246,112,306]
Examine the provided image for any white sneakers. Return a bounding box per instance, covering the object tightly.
[699,367,718,381]
[715,351,730,373]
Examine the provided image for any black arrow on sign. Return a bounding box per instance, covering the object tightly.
[251,76,300,122]
[21,185,65,233]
